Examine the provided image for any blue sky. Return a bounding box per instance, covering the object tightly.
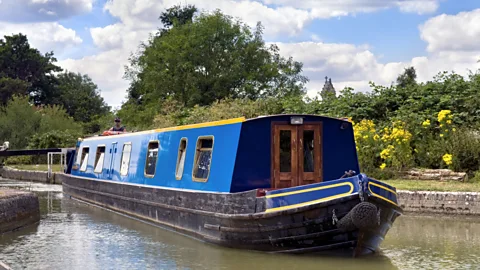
[1,0,480,107]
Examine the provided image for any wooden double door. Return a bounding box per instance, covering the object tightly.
[272,124,322,189]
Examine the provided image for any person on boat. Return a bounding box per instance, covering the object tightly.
[109,117,126,132]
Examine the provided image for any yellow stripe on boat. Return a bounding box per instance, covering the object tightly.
[368,182,398,206]
[265,183,355,213]
[265,182,354,199]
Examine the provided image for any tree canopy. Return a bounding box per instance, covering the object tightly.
[0,34,61,105]
[55,71,110,123]
[121,6,308,127]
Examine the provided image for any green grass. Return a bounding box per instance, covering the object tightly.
[9,164,64,172]
[384,179,480,192]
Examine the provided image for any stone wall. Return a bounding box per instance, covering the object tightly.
[0,167,62,185]
[397,191,480,215]
[0,189,40,234]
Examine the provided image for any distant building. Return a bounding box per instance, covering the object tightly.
[321,76,336,97]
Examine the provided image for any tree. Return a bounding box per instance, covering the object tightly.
[0,77,28,106]
[55,71,110,123]
[123,7,308,127]
[396,66,417,88]
[0,95,82,150]
[0,34,62,105]
[159,4,197,28]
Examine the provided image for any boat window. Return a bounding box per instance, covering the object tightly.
[175,138,187,180]
[120,143,132,176]
[79,147,89,172]
[94,146,106,173]
[279,130,291,172]
[145,141,159,177]
[193,137,214,182]
[303,130,315,172]
[74,147,82,169]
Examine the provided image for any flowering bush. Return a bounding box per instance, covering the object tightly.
[351,109,480,178]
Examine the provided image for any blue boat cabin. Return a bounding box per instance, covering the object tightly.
[71,115,360,193]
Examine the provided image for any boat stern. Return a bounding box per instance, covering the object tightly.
[263,174,402,256]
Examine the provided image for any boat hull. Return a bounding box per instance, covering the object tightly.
[59,174,401,256]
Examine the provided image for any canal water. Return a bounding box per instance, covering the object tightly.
[1,178,480,270]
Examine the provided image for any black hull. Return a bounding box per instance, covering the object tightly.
[59,174,401,256]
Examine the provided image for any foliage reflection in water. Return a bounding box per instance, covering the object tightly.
[0,178,479,270]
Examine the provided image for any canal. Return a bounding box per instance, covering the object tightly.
[1,178,480,270]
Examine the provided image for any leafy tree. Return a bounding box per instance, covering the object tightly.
[396,66,417,88]
[0,95,41,149]
[0,34,62,105]
[0,95,81,149]
[0,77,28,105]
[123,7,308,127]
[55,71,110,123]
[160,4,197,28]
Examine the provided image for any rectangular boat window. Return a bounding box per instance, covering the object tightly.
[303,130,315,172]
[279,130,291,172]
[145,141,159,177]
[94,146,106,173]
[193,137,214,182]
[120,143,132,176]
[79,147,89,172]
[74,147,82,169]
[175,138,187,180]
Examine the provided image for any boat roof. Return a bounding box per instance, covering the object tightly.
[81,114,349,142]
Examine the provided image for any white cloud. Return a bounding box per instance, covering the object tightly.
[0,0,93,22]
[261,0,439,16]
[58,0,480,107]
[396,0,439,15]
[420,8,480,52]
[59,49,131,108]
[104,0,312,38]
[275,40,480,98]
[0,22,82,54]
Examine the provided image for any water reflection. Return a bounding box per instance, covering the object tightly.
[0,178,479,270]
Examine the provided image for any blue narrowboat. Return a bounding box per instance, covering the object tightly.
[61,114,402,256]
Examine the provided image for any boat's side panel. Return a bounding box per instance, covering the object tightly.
[71,123,242,192]
[230,115,360,192]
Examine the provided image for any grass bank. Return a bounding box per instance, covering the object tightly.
[383,179,480,192]
[8,164,64,172]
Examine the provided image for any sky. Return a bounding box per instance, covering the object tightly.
[1,0,480,108]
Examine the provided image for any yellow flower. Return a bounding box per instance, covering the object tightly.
[422,119,430,127]
[380,163,386,170]
[363,135,369,139]
[440,134,444,137]
[445,129,448,132]
[442,153,453,166]
[373,134,380,141]
[414,148,418,153]
[452,128,456,132]
[438,110,452,122]
[380,148,391,160]
[446,120,452,125]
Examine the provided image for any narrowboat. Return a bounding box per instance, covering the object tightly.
[60,114,403,257]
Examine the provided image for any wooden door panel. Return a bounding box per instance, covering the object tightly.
[273,125,298,188]
[272,123,322,189]
[298,124,322,185]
